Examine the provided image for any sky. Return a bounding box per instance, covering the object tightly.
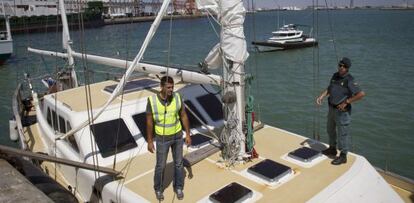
[252,0,410,9]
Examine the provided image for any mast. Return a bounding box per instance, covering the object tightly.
[197,0,249,164]
[58,0,78,87]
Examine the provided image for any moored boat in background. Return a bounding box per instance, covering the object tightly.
[252,24,317,51]
[0,15,13,65]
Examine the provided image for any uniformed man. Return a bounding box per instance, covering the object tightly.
[147,76,191,200]
[316,57,365,165]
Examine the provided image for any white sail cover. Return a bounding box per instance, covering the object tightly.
[197,0,249,69]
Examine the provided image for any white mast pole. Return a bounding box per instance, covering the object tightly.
[5,16,12,41]
[58,0,78,87]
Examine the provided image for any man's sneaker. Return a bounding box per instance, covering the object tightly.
[175,189,184,200]
[331,153,347,165]
[322,147,337,157]
[155,191,164,201]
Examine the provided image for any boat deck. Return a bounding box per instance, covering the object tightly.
[22,111,414,202]
[20,76,413,202]
[114,126,355,202]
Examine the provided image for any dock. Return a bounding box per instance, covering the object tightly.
[0,159,53,203]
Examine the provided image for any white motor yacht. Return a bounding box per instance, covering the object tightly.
[253,24,317,51]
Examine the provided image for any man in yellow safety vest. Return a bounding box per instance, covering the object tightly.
[147,76,191,201]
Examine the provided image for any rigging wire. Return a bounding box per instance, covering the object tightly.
[312,0,321,141]
[323,0,339,61]
[72,0,102,196]
[206,11,220,38]
[250,0,262,125]
[52,4,62,182]
[113,2,140,201]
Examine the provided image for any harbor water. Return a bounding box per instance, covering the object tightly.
[0,9,413,179]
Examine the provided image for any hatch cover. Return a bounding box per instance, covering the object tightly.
[288,147,322,162]
[209,182,253,203]
[104,79,158,94]
[248,159,291,182]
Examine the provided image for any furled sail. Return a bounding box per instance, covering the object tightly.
[197,0,249,69]
[197,0,249,164]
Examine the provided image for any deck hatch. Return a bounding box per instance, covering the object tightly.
[288,147,321,162]
[91,118,137,158]
[184,100,207,128]
[209,182,253,203]
[248,159,291,182]
[187,133,212,148]
[196,94,223,121]
[132,112,147,140]
[103,79,158,94]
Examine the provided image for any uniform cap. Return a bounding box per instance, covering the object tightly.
[339,57,351,68]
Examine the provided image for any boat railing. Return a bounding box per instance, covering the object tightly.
[12,82,28,150]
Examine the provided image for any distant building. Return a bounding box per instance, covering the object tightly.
[1,0,89,17]
[1,0,57,17]
[1,0,197,18]
[102,0,138,17]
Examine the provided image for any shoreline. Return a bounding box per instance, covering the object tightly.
[10,14,206,35]
[103,14,205,25]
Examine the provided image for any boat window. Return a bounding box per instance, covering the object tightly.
[132,112,148,141]
[65,121,79,152]
[90,118,137,158]
[67,135,79,153]
[67,121,71,131]
[59,116,66,133]
[52,110,58,131]
[196,94,223,121]
[47,108,52,126]
[184,100,206,128]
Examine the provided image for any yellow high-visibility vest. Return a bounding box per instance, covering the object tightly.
[149,93,182,135]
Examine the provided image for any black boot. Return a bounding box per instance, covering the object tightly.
[331,153,347,165]
[322,146,337,157]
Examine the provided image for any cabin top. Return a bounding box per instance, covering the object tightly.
[45,76,187,112]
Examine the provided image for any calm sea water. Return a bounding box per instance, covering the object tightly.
[0,9,413,179]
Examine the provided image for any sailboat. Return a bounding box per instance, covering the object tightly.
[10,0,413,202]
[0,3,13,65]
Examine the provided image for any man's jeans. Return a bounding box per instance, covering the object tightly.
[327,106,351,154]
[154,132,184,192]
